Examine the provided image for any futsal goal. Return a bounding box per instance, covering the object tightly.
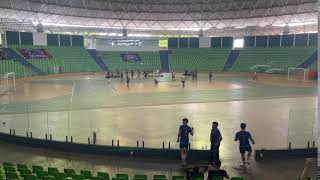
[0,72,16,94]
[288,68,310,81]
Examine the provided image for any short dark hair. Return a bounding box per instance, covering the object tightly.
[241,123,246,130]
[183,118,189,123]
[214,160,221,168]
[213,122,218,126]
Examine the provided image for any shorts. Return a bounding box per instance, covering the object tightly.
[180,142,189,149]
[240,146,252,154]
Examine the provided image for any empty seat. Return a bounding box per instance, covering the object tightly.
[53,172,67,180]
[134,175,147,180]
[116,174,129,180]
[37,170,49,179]
[97,172,110,180]
[5,172,19,180]
[23,174,37,180]
[32,166,43,173]
[17,164,28,171]
[63,169,75,177]
[48,168,59,176]
[80,170,92,179]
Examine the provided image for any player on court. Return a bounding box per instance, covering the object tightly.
[252,71,257,81]
[210,122,223,163]
[209,71,213,83]
[181,75,186,88]
[154,78,159,86]
[177,118,194,166]
[172,71,176,81]
[126,76,130,88]
[235,123,255,168]
[137,70,141,79]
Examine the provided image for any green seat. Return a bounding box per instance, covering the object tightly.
[23,174,37,180]
[5,172,19,179]
[134,175,147,180]
[153,175,166,180]
[63,169,75,177]
[80,170,92,179]
[116,174,128,180]
[97,172,110,180]
[54,173,67,180]
[17,165,28,171]
[209,177,223,180]
[4,166,16,173]
[37,171,49,179]
[172,176,184,180]
[71,174,85,180]
[191,177,204,180]
[230,178,243,180]
[32,166,43,173]
[18,168,32,176]
[43,176,56,180]
[48,168,59,176]
[91,177,104,180]
[3,162,14,168]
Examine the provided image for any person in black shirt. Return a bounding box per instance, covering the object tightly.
[126,76,130,88]
[154,78,159,86]
[235,123,255,167]
[137,70,141,79]
[207,160,229,179]
[195,70,198,82]
[172,71,176,81]
[209,71,213,83]
[210,122,223,163]
[177,118,194,166]
[120,72,124,83]
[184,165,207,180]
[131,70,134,79]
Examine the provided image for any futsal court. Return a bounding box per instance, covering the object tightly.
[0,72,317,154]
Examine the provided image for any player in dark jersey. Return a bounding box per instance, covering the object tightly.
[210,121,223,163]
[209,71,213,83]
[171,71,176,81]
[154,78,159,86]
[177,118,194,166]
[120,72,124,83]
[137,70,141,79]
[235,123,255,168]
[207,160,229,179]
[130,70,134,79]
[126,76,130,88]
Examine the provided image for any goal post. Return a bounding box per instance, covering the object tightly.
[0,72,16,94]
[288,68,310,81]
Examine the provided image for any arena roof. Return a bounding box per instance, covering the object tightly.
[0,0,318,36]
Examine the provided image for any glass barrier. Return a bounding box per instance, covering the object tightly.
[288,108,317,149]
[0,106,317,151]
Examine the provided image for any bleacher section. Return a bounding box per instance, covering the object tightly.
[310,60,318,71]
[0,162,246,180]
[0,60,33,77]
[169,48,231,71]
[232,47,317,72]
[100,51,161,71]
[10,45,101,74]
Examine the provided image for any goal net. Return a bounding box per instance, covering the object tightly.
[288,68,309,81]
[0,72,16,94]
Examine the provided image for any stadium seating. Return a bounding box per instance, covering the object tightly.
[309,59,318,71]
[232,47,317,72]
[169,48,231,71]
[10,45,101,74]
[99,51,161,71]
[0,59,34,77]
[0,161,247,180]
